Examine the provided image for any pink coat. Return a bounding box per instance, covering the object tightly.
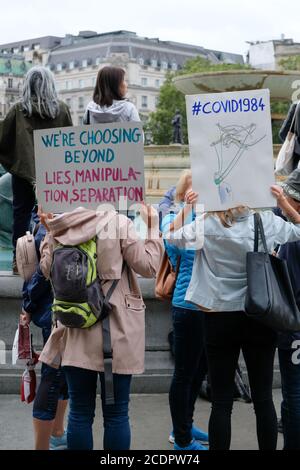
[39,207,163,375]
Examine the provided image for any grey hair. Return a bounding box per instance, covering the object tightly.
[21,66,59,119]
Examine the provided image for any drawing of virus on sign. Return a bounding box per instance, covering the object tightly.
[211,123,266,204]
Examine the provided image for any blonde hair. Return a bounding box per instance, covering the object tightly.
[208,206,248,228]
[175,169,192,202]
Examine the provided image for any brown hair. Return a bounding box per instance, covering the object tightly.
[93,66,125,107]
[208,206,247,228]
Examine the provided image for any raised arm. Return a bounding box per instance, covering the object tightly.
[120,206,163,278]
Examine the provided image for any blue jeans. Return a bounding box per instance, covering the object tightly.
[169,306,207,447]
[63,366,132,450]
[279,347,300,450]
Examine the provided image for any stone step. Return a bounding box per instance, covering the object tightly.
[0,272,282,394]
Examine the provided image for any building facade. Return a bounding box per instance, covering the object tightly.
[0,54,31,119]
[1,30,244,124]
[247,36,300,70]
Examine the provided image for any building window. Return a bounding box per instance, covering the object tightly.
[69,61,74,70]
[33,44,40,50]
[78,97,84,109]
[66,98,72,110]
[155,96,159,106]
[141,96,148,108]
[13,47,19,53]
[23,46,29,52]
[66,80,72,90]
[79,79,85,88]
[57,63,62,72]
[138,57,144,66]
[141,77,148,87]
[82,59,88,68]
[151,59,158,68]
[155,79,160,88]
[95,57,101,66]
[171,62,177,71]
[161,61,168,70]
[8,78,13,88]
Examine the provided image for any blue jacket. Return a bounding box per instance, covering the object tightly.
[274,208,300,349]
[162,208,198,310]
[22,223,53,341]
[158,186,177,229]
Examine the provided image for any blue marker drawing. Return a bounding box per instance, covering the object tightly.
[211,123,266,204]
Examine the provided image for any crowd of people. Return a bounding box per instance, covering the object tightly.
[0,65,300,451]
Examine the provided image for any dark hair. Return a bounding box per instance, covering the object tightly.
[93,66,125,107]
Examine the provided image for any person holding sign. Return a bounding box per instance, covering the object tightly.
[165,186,300,450]
[83,66,140,125]
[38,203,163,450]
[0,66,72,273]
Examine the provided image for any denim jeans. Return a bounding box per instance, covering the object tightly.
[63,366,132,450]
[11,175,35,254]
[169,306,207,447]
[279,347,300,450]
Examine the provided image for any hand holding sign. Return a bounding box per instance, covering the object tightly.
[38,204,54,232]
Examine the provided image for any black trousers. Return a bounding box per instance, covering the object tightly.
[11,175,35,254]
[169,306,207,447]
[205,311,278,450]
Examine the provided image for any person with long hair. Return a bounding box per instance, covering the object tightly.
[0,66,72,273]
[83,66,139,124]
[165,185,300,450]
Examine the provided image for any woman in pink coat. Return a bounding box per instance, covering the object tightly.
[39,204,163,450]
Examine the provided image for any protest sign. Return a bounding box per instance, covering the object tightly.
[186,89,275,211]
[34,121,144,212]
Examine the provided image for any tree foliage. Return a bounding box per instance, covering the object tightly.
[148,57,251,144]
[279,55,300,71]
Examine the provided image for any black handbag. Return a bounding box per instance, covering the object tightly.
[245,212,300,332]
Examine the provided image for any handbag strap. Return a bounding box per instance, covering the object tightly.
[289,102,299,133]
[254,213,268,253]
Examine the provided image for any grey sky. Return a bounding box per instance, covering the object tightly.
[1,0,299,57]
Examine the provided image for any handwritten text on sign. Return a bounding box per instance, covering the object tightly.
[34,122,144,212]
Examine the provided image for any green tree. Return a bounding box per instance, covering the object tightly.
[279,55,300,71]
[148,57,251,145]
[148,73,186,144]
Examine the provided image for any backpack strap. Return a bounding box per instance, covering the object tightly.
[101,261,126,406]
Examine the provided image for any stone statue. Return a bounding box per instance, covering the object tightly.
[172,109,183,144]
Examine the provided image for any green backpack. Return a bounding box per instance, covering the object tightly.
[50,237,121,404]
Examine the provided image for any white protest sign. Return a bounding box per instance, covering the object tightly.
[186,89,275,211]
[34,122,144,212]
